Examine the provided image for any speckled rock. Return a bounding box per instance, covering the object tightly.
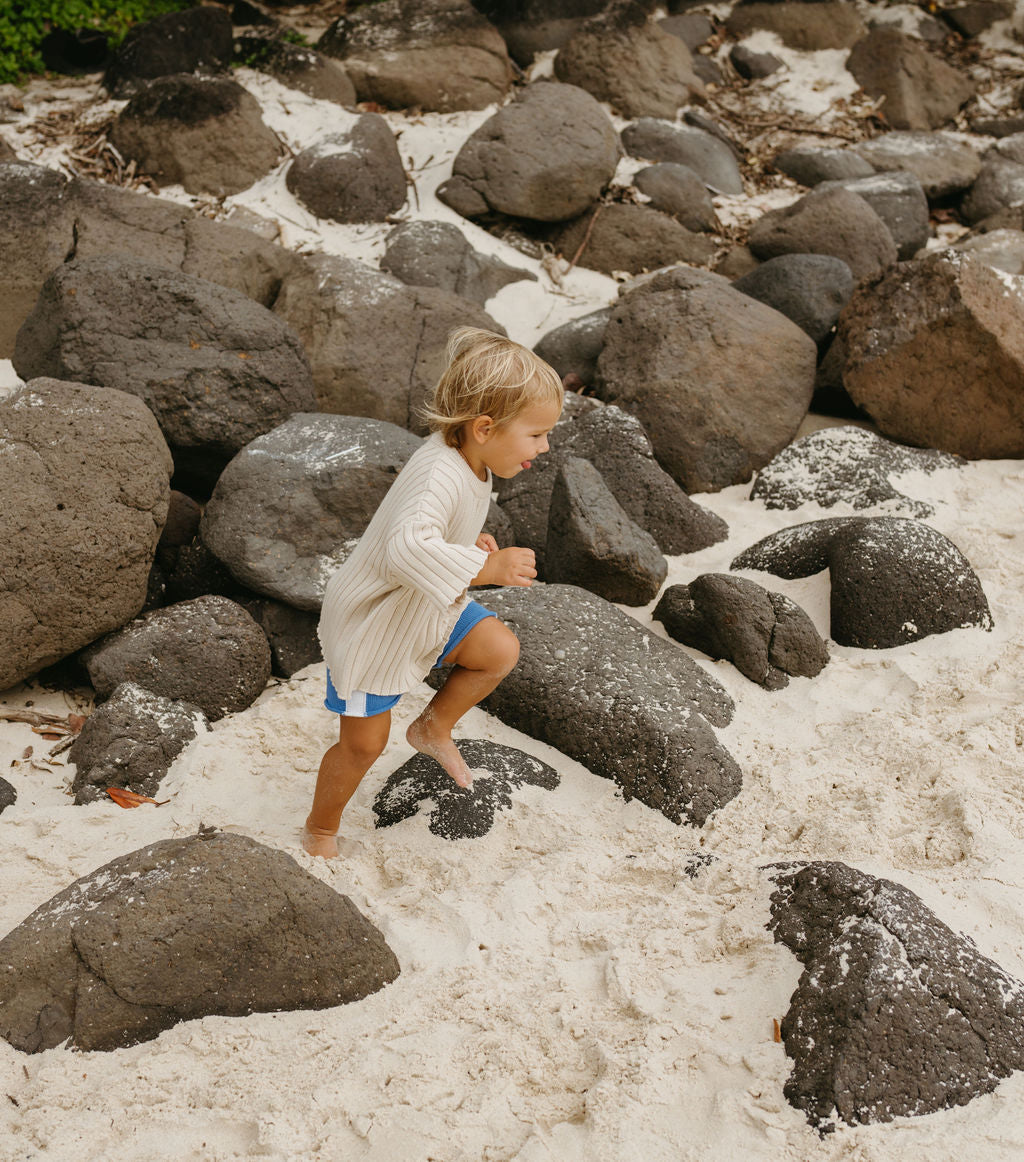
[732,516,992,649]
[104,5,233,97]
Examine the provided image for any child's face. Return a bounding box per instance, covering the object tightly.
[473,399,562,479]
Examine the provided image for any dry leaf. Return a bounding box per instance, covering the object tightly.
[105,787,168,808]
[21,746,32,760]
[773,1019,782,1043]
[67,714,87,733]
[32,728,63,740]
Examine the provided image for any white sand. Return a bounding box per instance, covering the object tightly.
[4,30,1024,1162]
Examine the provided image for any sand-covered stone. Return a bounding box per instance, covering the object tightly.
[751,426,963,517]
[109,74,283,197]
[853,131,981,200]
[0,832,400,1053]
[12,255,315,483]
[655,574,828,689]
[437,81,619,222]
[0,378,172,691]
[554,2,704,119]
[317,0,510,113]
[768,861,1024,1128]
[83,596,272,721]
[201,414,420,610]
[748,186,898,281]
[837,250,1024,458]
[69,682,208,804]
[272,253,500,426]
[285,115,406,223]
[435,584,741,827]
[596,266,817,492]
[732,516,993,649]
[374,739,559,839]
[546,456,667,605]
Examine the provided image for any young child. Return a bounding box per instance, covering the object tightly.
[304,327,564,858]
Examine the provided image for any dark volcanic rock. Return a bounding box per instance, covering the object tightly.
[621,118,744,195]
[243,598,322,678]
[83,596,272,721]
[469,0,606,65]
[961,143,1024,225]
[437,81,620,223]
[12,255,315,481]
[0,378,172,692]
[732,254,854,347]
[845,27,974,131]
[0,778,15,814]
[545,456,667,605]
[726,2,866,49]
[836,250,1024,459]
[374,738,559,839]
[432,584,741,827]
[318,0,511,113]
[732,516,993,649]
[773,146,875,188]
[632,163,720,233]
[748,186,898,281]
[551,201,716,275]
[655,574,828,689]
[730,43,783,80]
[69,682,208,804]
[534,308,612,386]
[285,115,407,223]
[109,74,283,197]
[381,220,534,305]
[853,131,981,201]
[201,414,421,611]
[596,266,817,493]
[554,3,704,119]
[751,426,963,517]
[234,36,357,105]
[818,171,930,261]
[105,5,233,97]
[0,832,400,1053]
[768,861,1024,1128]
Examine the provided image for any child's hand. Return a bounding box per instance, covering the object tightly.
[473,546,536,587]
[476,533,499,553]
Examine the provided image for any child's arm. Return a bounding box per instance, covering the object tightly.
[471,542,536,587]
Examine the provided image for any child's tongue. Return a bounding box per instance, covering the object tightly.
[521,460,531,470]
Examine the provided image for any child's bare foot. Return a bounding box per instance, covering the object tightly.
[406,716,474,788]
[303,818,339,859]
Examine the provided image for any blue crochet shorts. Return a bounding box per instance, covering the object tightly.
[324,599,498,717]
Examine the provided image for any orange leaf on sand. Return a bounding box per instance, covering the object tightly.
[33,730,63,740]
[67,714,87,733]
[105,787,168,808]
[773,1019,782,1043]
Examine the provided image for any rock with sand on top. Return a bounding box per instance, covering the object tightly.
[852,131,981,201]
[0,832,400,1053]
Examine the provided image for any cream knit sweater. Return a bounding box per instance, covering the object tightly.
[318,431,492,698]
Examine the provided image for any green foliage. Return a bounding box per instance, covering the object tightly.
[0,0,195,85]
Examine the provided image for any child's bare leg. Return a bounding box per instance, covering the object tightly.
[304,710,391,858]
[407,619,519,788]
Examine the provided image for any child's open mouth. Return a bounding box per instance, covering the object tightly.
[521,460,531,470]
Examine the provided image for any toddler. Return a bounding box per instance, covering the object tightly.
[304,327,564,858]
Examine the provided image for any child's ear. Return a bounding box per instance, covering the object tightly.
[470,415,494,444]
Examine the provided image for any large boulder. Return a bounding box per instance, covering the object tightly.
[272,252,500,426]
[374,738,559,840]
[0,379,171,691]
[768,861,1024,1128]
[852,131,982,201]
[201,414,421,611]
[69,682,208,805]
[595,266,818,492]
[533,308,612,386]
[109,74,283,197]
[727,1,865,48]
[235,36,357,105]
[845,28,975,131]
[551,202,717,275]
[545,456,667,604]
[82,596,272,721]
[0,832,400,1053]
[436,81,620,223]
[13,255,315,482]
[836,250,1024,458]
[751,426,963,517]
[748,186,898,281]
[285,115,407,223]
[621,118,744,196]
[468,0,606,65]
[554,2,704,119]
[317,0,510,112]
[732,254,855,348]
[817,172,930,261]
[732,516,993,649]
[380,220,535,305]
[0,162,75,357]
[434,584,741,827]
[104,5,234,97]
[954,227,1024,275]
[654,574,828,689]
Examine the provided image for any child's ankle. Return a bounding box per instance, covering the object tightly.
[305,816,337,838]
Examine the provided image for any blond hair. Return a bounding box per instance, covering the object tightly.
[423,327,563,447]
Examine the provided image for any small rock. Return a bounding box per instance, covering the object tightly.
[621,118,744,195]
[633,163,720,233]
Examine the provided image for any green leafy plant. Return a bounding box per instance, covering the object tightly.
[0,0,195,85]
